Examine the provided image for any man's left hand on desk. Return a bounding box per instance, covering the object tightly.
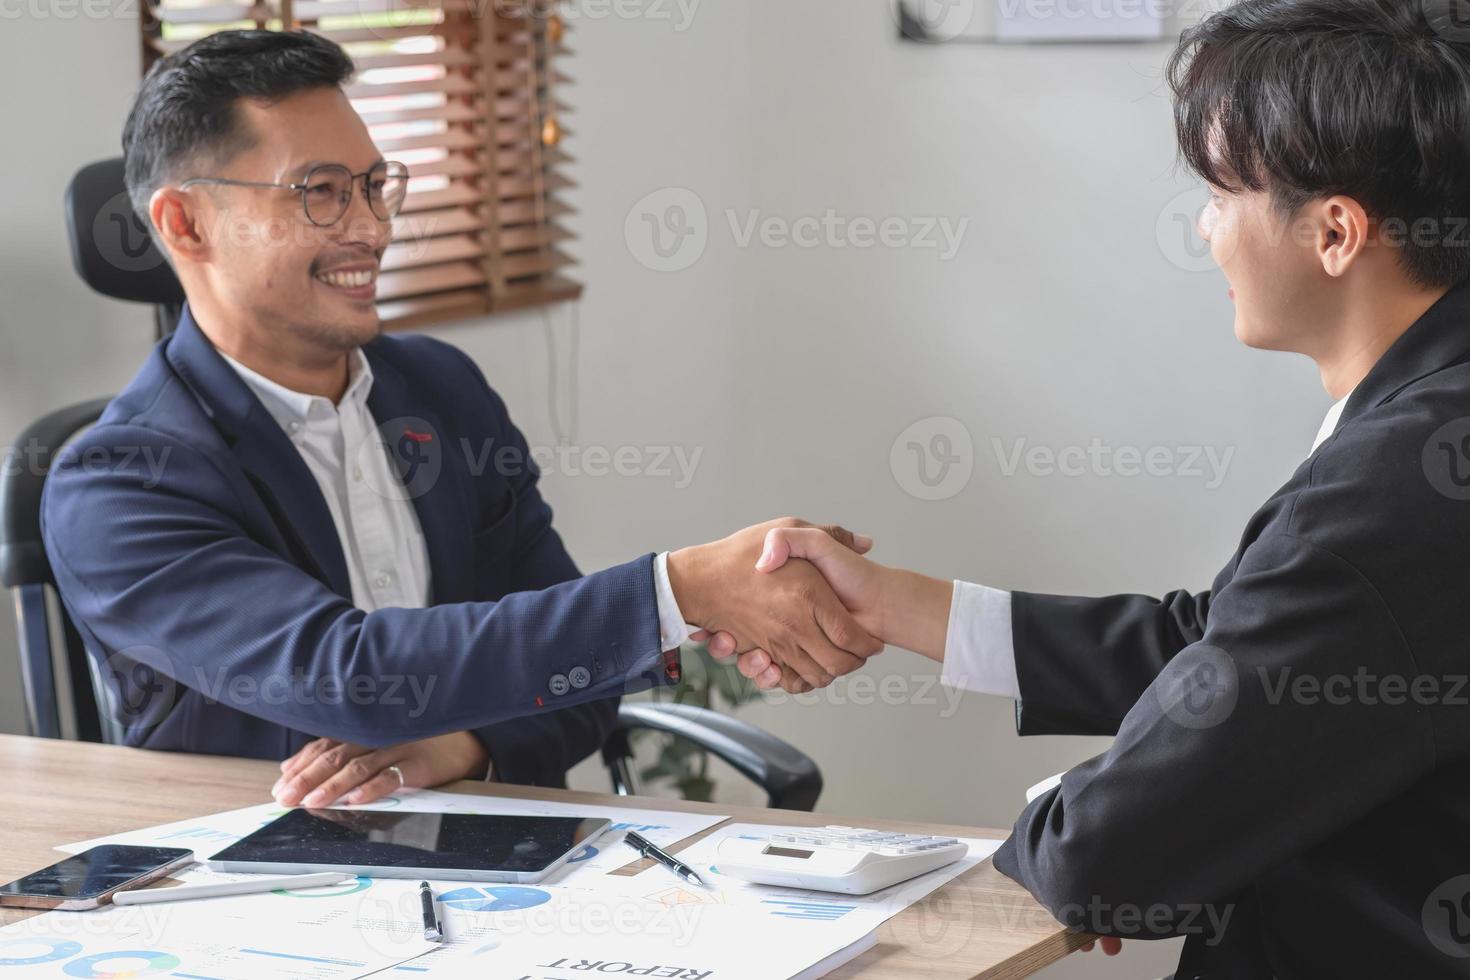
[267,628,742,808]
[273,732,491,807]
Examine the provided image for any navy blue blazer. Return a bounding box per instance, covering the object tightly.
[41,305,672,787]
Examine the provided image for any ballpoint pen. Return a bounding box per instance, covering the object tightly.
[419,881,443,942]
[111,872,357,906]
[623,831,707,888]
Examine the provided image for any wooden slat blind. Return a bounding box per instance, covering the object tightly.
[139,0,581,331]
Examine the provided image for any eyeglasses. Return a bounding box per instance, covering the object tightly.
[179,161,410,226]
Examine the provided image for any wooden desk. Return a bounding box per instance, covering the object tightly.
[0,735,1086,978]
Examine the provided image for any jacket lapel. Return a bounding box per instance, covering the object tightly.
[164,304,353,598]
[362,346,476,604]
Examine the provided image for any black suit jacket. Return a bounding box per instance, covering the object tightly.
[992,286,1470,978]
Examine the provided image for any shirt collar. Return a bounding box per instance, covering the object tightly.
[1310,392,1351,455]
[217,349,374,432]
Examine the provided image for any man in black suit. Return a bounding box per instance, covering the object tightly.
[728,1,1470,975]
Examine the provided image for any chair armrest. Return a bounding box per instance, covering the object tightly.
[611,702,823,811]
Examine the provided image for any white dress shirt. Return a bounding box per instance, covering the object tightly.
[941,393,1354,698]
[1311,393,1350,454]
[220,350,693,644]
[220,349,432,613]
[653,552,697,651]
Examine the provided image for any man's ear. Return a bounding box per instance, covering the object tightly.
[1318,195,1369,278]
[149,186,208,265]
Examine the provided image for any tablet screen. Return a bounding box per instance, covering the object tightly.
[208,808,607,875]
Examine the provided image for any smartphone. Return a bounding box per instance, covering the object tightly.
[0,845,194,911]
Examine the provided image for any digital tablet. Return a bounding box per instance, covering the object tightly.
[207,808,610,883]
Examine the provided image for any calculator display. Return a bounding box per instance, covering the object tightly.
[762,845,814,859]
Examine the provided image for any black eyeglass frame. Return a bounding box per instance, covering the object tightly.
[178,161,410,226]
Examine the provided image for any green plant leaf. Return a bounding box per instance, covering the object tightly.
[640,762,673,782]
[677,775,716,803]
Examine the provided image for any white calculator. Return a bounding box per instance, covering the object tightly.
[715,826,969,895]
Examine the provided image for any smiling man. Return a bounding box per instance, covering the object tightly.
[41,30,880,807]
[733,0,1470,976]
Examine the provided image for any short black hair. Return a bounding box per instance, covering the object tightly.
[122,29,355,233]
[1167,0,1470,288]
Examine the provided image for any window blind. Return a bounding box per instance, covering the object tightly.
[139,0,581,330]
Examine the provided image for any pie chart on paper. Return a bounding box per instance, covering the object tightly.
[61,950,182,978]
[437,886,551,913]
[0,938,83,965]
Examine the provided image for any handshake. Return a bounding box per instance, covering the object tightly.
[274,515,950,809]
[666,518,952,694]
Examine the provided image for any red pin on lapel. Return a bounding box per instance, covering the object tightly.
[403,428,434,443]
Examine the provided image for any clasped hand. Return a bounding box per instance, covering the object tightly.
[669,518,891,694]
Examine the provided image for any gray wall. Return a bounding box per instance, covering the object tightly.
[1,4,1327,975]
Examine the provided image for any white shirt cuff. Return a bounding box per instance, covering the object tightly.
[1026,771,1065,803]
[940,581,1021,699]
[653,551,697,652]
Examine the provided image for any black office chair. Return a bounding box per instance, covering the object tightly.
[0,157,823,811]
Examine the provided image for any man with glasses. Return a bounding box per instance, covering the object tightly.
[41,29,880,805]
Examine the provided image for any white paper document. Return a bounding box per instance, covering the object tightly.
[364,886,877,980]
[0,866,877,980]
[0,876,436,979]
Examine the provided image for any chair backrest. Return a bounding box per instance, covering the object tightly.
[64,157,185,336]
[1,399,114,741]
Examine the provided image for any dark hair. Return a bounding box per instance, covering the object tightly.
[122,30,355,232]
[1167,0,1470,288]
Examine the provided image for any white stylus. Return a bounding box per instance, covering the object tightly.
[112,871,357,906]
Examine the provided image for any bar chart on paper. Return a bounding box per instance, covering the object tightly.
[760,897,860,922]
